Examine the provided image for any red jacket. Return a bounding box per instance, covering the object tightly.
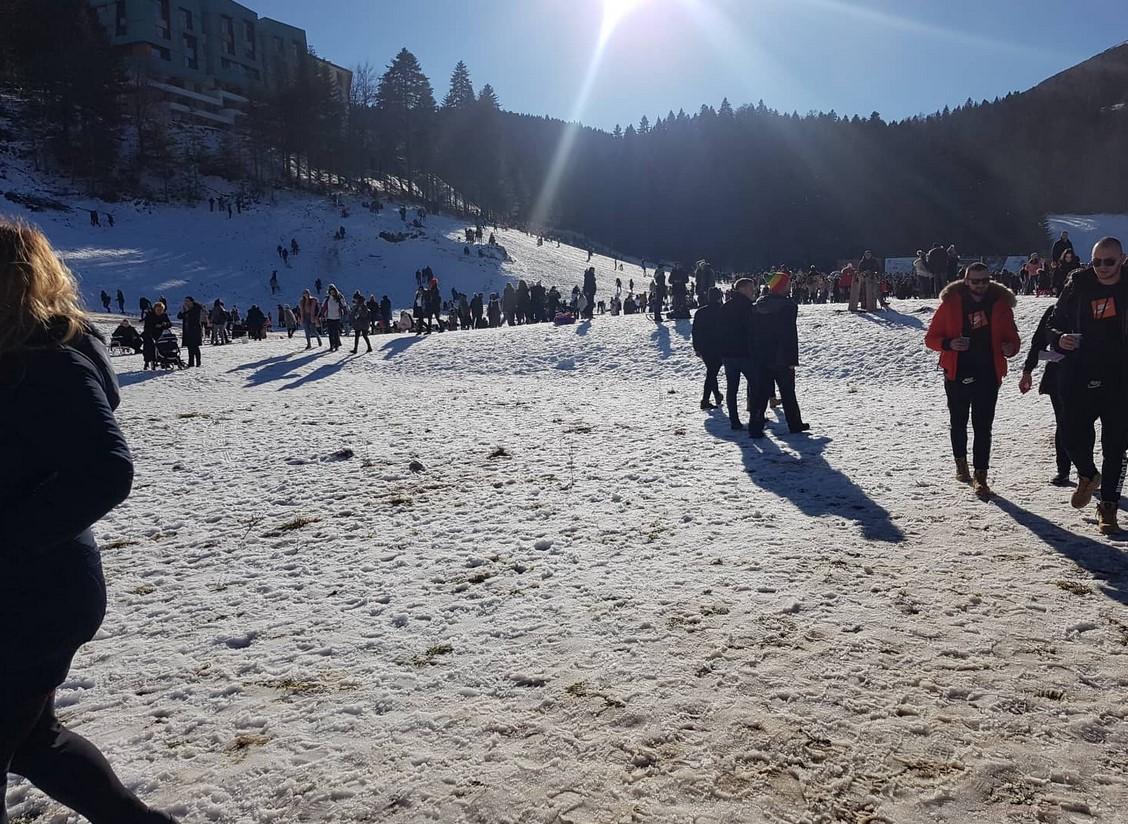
[925,281,1020,384]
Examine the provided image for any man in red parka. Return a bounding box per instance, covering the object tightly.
[925,262,1020,499]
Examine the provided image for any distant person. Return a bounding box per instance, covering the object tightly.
[100,290,111,311]
[1051,231,1073,264]
[322,285,346,352]
[269,270,279,295]
[177,297,204,367]
[315,278,322,295]
[88,209,100,227]
[350,292,372,353]
[116,289,125,314]
[0,219,180,824]
[299,290,322,349]
[209,196,215,212]
[691,286,725,409]
[105,213,114,228]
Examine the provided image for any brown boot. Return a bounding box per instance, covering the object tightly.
[1097,501,1120,535]
[972,469,991,500]
[955,457,971,483]
[1071,473,1102,509]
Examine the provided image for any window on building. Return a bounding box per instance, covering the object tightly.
[179,7,193,31]
[183,34,198,69]
[153,0,171,40]
[273,35,283,52]
[242,20,256,60]
[151,45,171,61]
[221,16,235,56]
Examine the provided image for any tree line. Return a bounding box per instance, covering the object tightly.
[2,0,1126,266]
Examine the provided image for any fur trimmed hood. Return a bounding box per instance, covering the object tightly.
[938,279,1017,308]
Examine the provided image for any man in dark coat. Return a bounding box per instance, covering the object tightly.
[177,297,204,367]
[691,287,725,409]
[1051,231,1074,264]
[717,278,758,430]
[1048,236,1128,534]
[748,273,810,438]
[380,295,392,333]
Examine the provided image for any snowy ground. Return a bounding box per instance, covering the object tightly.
[8,295,1128,824]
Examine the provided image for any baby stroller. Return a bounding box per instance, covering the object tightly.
[153,329,186,369]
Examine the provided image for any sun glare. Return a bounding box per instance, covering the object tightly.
[600,0,648,44]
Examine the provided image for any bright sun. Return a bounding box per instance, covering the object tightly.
[600,0,648,42]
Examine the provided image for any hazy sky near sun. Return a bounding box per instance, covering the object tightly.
[252,0,1124,130]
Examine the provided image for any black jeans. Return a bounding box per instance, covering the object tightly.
[1049,390,1071,478]
[1062,380,1128,502]
[352,329,371,352]
[1,690,166,824]
[750,366,803,433]
[327,319,342,349]
[723,357,756,425]
[944,377,999,471]
[186,345,201,367]
[701,357,722,403]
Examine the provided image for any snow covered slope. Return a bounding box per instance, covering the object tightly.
[0,159,645,316]
[8,296,1128,824]
[1046,214,1128,257]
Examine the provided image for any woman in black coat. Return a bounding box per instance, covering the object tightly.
[141,300,171,369]
[0,219,177,824]
[177,296,203,367]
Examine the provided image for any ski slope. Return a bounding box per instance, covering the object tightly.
[6,291,1128,824]
[0,158,647,317]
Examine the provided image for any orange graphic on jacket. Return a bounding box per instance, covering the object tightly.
[968,310,989,330]
[1092,296,1117,320]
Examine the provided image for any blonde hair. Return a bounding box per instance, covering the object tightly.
[0,219,87,355]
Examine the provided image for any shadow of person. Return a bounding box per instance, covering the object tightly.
[242,350,322,387]
[651,323,672,359]
[379,334,426,360]
[704,417,905,543]
[991,494,1128,606]
[279,354,360,390]
[854,308,925,329]
[575,319,592,336]
[672,318,693,340]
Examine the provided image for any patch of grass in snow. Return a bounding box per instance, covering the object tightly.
[260,675,357,696]
[411,643,453,667]
[270,515,321,534]
[227,733,269,757]
[488,446,510,459]
[389,494,414,506]
[564,680,624,708]
[1054,580,1092,596]
[102,538,137,550]
[176,411,210,419]
[128,583,156,595]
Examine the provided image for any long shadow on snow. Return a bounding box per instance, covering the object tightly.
[380,334,426,359]
[704,415,904,543]
[279,354,359,390]
[575,320,592,336]
[651,323,672,359]
[991,494,1128,607]
[118,369,170,387]
[227,352,296,373]
[672,318,692,340]
[853,308,925,330]
[242,351,324,387]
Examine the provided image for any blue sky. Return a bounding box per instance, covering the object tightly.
[253,0,1124,130]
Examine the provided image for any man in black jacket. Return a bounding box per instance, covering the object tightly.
[177,297,204,367]
[1049,236,1128,534]
[717,278,758,430]
[691,287,725,410]
[748,272,810,438]
[1051,231,1074,265]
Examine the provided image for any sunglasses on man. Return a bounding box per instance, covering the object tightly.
[1092,256,1121,268]
[967,275,991,285]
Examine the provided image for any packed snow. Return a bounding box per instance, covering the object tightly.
[5,288,1128,822]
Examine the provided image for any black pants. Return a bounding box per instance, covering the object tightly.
[186,345,201,367]
[327,319,342,350]
[723,357,756,426]
[1062,380,1128,502]
[944,377,999,471]
[701,357,722,403]
[1049,390,1071,478]
[1,690,165,824]
[142,338,156,368]
[750,366,803,433]
[352,329,371,352]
